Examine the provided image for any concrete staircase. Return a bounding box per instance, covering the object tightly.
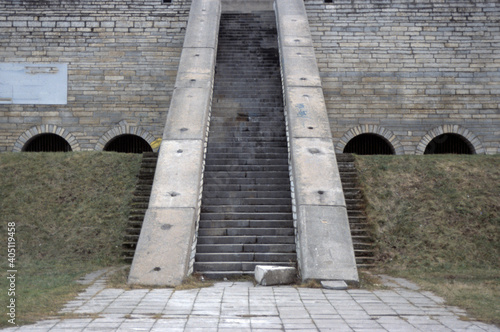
[194,12,296,278]
[122,152,158,262]
[336,153,376,268]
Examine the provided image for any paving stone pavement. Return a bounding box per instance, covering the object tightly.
[2,271,499,332]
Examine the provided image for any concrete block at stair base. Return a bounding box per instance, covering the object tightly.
[183,0,221,49]
[321,280,348,290]
[290,137,345,207]
[128,208,197,286]
[281,47,322,88]
[163,87,211,140]
[149,140,204,209]
[254,265,297,286]
[285,87,332,139]
[297,205,358,283]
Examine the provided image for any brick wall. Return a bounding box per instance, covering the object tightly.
[1,0,499,154]
[305,0,500,154]
[0,0,191,151]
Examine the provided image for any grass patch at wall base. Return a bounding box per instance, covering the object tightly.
[0,152,141,327]
[356,155,500,325]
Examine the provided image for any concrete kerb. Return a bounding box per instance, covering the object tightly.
[275,0,359,284]
[128,0,221,287]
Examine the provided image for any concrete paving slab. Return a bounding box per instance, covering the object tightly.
[4,273,500,332]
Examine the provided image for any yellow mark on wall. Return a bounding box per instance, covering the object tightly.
[151,138,162,151]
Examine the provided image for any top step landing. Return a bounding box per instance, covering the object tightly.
[222,0,274,13]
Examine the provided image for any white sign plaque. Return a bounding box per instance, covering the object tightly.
[0,63,67,104]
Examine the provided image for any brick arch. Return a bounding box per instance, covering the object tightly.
[95,121,156,151]
[13,125,80,152]
[336,125,404,155]
[416,125,485,155]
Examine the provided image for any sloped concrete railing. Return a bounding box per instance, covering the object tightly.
[274,0,359,283]
[128,0,221,286]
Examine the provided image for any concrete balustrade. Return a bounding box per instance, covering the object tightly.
[275,0,359,283]
[128,0,221,287]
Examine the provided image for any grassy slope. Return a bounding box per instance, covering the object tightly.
[356,155,500,325]
[0,152,141,327]
[0,153,498,326]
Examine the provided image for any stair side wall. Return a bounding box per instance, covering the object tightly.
[128,0,221,287]
[275,0,359,283]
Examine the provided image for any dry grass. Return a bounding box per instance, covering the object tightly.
[1,152,498,327]
[0,152,141,327]
[355,154,500,325]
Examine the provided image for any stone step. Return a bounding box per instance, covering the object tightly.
[201,205,292,213]
[336,153,356,162]
[206,146,288,154]
[135,184,152,192]
[207,137,288,144]
[209,108,285,116]
[207,125,286,133]
[204,159,288,166]
[337,153,377,269]
[194,261,294,272]
[203,178,290,186]
[199,220,293,229]
[122,152,158,260]
[205,170,289,178]
[205,152,288,159]
[197,236,295,245]
[208,133,286,140]
[202,191,291,199]
[132,196,150,203]
[202,197,291,206]
[207,142,288,148]
[195,252,296,262]
[200,212,292,221]
[202,184,291,191]
[204,165,289,172]
[130,202,149,210]
[196,12,294,277]
[198,227,294,237]
[196,243,296,254]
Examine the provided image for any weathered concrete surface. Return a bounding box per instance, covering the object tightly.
[289,138,345,207]
[254,266,297,286]
[174,47,216,89]
[285,87,332,139]
[147,140,205,209]
[183,0,221,49]
[297,205,357,282]
[162,87,212,140]
[127,208,198,286]
[281,47,323,88]
[129,0,221,286]
[276,0,358,283]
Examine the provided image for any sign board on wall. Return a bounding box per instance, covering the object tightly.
[0,63,67,105]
